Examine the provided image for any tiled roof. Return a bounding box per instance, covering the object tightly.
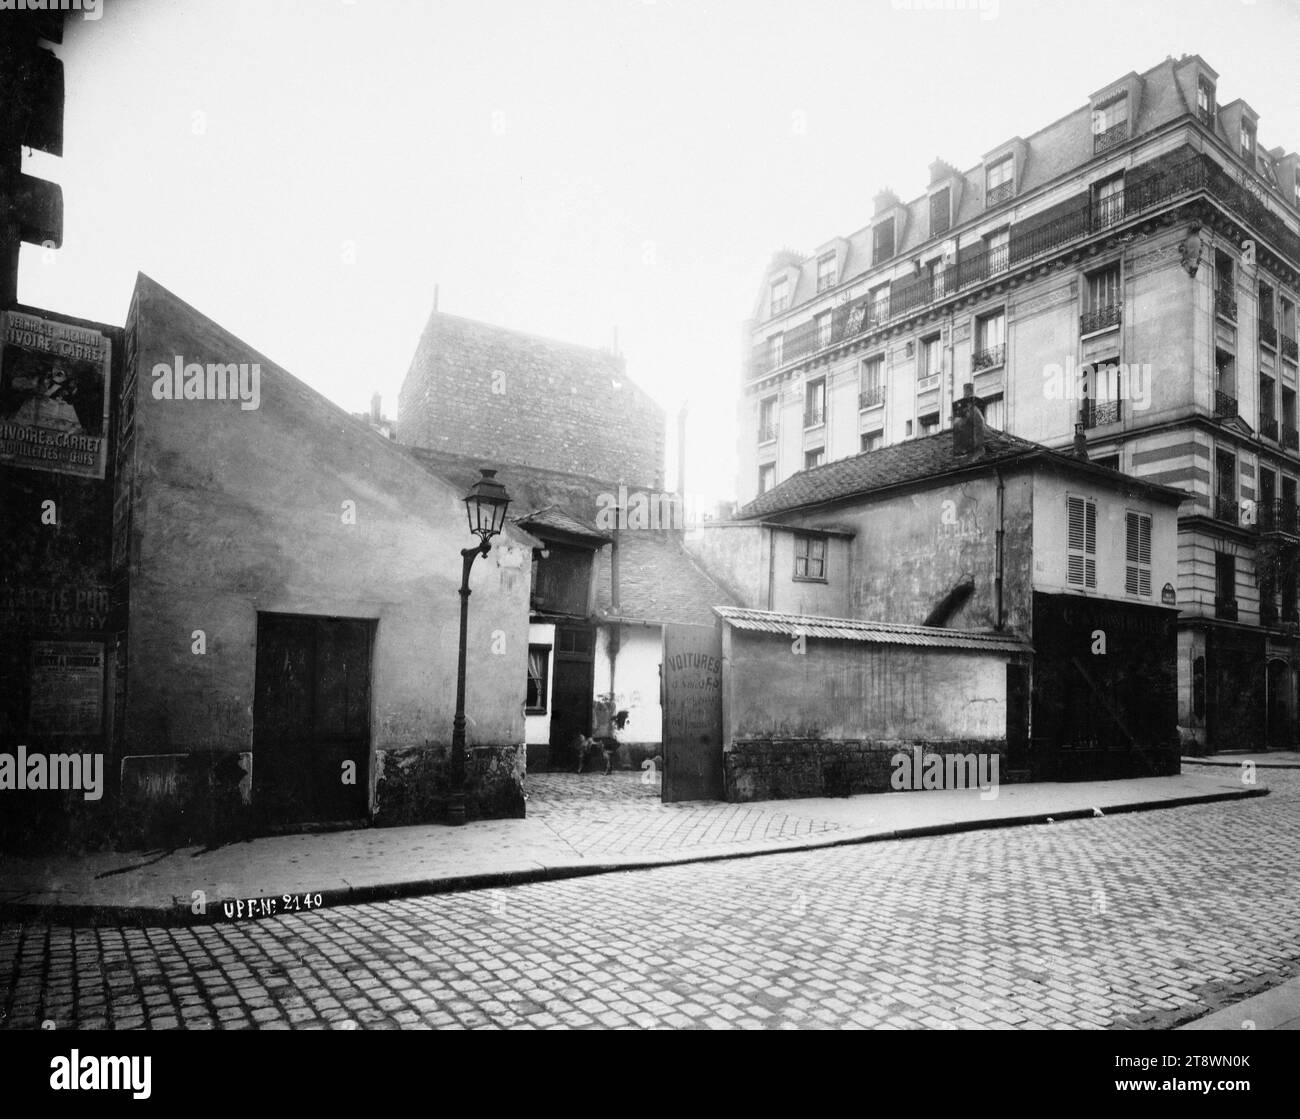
[740,427,1040,518]
[516,506,609,544]
[714,607,1030,653]
[595,530,740,628]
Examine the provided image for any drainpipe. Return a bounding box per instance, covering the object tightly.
[766,524,776,611]
[994,469,1005,630]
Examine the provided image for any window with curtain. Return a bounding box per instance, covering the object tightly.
[526,644,550,713]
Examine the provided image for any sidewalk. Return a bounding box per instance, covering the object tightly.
[1178,975,1300,1030]
[1180,750,1300,769]
[0,770,1264,926]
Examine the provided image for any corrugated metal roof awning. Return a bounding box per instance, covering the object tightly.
[713,606,1031,653]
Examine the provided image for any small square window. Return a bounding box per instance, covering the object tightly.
[861,430,883,453]
[804,447,825,470]
[793,534,827,581]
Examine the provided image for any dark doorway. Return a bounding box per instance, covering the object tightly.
[1266,658,1291,749]
[548,624,594,770]
[253,613,374,829]
[1006,661,1030,774]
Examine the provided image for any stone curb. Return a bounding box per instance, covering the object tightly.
[0,785,1267,929]
[1181,756,1300,769]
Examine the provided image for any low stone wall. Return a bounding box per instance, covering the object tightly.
[724,738,1006,802]
[374,742,525,825]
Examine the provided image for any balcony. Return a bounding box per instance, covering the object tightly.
[1082,398,1122,428]
[1214,494,1239,524]
[1197,105,1215,128]
[986,180,1014,207]
[1214,389,1238,418]
[1215,597,1239,621]
[1080,304,1122,335]
[1286,425,1300,451]
[972,344,1006,372]
[1257,499,1300,536]
[1283,334,1299,361]
[803,407,825,429]
[758,422,777,444]
[1261,417,1279,442]
[1260,321,1278,349]
[1094,120,1129,155]
[858,385,885,411]
[746,149,1300,380]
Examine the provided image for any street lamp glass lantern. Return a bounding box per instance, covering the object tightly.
[464,468,511,544]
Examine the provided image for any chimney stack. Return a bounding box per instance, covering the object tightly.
[1073,422,1089,461]
[370,392,382,424]
[676,403,688,504]
[952,383,989,457]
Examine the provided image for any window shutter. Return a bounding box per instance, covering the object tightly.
[1068,497,1097,588]
[1125,511,1152,596]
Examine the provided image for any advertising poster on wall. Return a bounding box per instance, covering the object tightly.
[0,310,112,480]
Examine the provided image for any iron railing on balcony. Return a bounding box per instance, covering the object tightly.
[1215,597,1239,621]
[1215,390,1238,418]
[758,422,778,443]
[1094,121,1129,155]
[1260,321,1278,349]
[748,149,1300,378]
[1285,425,1300,451]
[1215,289,1237,320]
[1080,304,1122,334]
[986,180,1015,207]
[1198,106,1215,128]
[1082,398,1122,428]
[858,385,885,410]
[1214,494,1239,524]
[1283,334,1299,361]
[972,344,1006,372]
[1261,416,1279,441]
[803,407,825,429]
[1257,499,1300,535]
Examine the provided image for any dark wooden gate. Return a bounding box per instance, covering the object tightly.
[548,624,594,770]
[253,613,373,828]
[661,623,724,802]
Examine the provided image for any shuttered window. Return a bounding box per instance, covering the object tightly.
[1067,496,1097,588]
[1125,511,1152,597]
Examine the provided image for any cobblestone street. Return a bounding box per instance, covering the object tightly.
[2,764,1297,1031]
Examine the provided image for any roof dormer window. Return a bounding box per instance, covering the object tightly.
[816,252,837,293]
[872,218,896,266]
[1240,119,1256,160]
[1092,92,1129,154]
[929,186,951,237]
[1197,76,1216,127]
[770,276,789,317]
[986,155,1014,207]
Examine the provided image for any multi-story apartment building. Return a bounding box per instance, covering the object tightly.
[738,54,1300,754]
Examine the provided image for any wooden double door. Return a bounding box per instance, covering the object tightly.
[253,613,374,828]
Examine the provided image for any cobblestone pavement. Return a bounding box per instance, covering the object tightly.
[526,772,845,855]
[2,764,1296,1030]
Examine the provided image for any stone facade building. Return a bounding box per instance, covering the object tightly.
[738,54,1300,753]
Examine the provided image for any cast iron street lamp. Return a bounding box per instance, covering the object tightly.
[448,468,511,825]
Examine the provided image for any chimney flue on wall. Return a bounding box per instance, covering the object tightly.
[1074,422,1089,461]
[370,392,382,424]
[952,383,989,457]
[677,403,688,503]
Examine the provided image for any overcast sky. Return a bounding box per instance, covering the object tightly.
[19,0,1300,504]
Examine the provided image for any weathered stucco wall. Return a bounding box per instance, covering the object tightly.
[119,275,532,837]
[721,627,1009,801]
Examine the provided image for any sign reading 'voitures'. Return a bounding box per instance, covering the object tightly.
[0,311,112,479]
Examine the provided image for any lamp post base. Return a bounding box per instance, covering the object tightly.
[447,794,467,827]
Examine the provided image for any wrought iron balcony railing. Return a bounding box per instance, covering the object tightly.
[1283,334,1299,361]
[972,344,1006,372]
[986,180,1015,207]
[1080,304,1122,334]
[1260,321,1278,349]
[1286,425,1300,451]
[1214,494,1239,524]
[803,407,825,429]
[1197,106,1215,128]
[758,422,778,443]
[1215,390,1238,418]
[1261,417,1279,441]
[747,149,1300,378]
[1215,597,1239,621]
[1082,398,1122,429]
[858,386,885,410]
[1257,499,1300,536]
[1094,121,1129,155]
